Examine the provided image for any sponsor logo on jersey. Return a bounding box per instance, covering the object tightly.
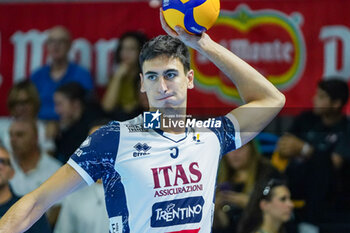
[168,229,200,233]
[144,110,162,129]
[133,142,151,157]
[151,163,203,197]
[126,124,148,132]
[80,137,91,148]
[109,216,123,233]
[192,133,204,145]
[151,197,204,227]
[74,148,83,157]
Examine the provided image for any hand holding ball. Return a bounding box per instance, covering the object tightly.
[162,0,220,35]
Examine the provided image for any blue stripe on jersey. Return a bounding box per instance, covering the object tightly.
[208,116,237,159]
[70,121,120,182]
[153,128,188,143]
[69,121,131,232]
[103,167,130,233]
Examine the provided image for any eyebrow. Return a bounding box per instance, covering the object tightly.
[144,69,179,76]
[144,71,158,76]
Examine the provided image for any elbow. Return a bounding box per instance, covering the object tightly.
[278,92,286,108]
[271,91,286,110]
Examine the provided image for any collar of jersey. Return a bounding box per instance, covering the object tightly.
[153,128,188,143]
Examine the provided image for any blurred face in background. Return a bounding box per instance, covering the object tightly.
[120,37,141,66]
[54,92,80,127]
[9,90,36,119]
[313,87,337,116]
[9,120,38,158]
[225,143,251,170]
[0,148,14,189]
[261,185,294,223]
[46,26,71,62]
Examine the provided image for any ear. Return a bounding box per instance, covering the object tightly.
[140,73,146,93]
[187,69,194,89]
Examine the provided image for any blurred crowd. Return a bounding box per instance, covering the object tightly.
[0,13,349,233]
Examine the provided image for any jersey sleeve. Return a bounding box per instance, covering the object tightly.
[67,121,120,185]
[209,113,242,158]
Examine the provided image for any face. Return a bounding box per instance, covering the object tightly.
[0,148,14,189]
[120,37,140,66]
[262,186,294,223]
[140,55,194,110]
[313,88,335,115]
[10,90,36,119]
[225,143,251,170]
[54,92,77,126]
[9,121,37,157]
[46,27,71,62]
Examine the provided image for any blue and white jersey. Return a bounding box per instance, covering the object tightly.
[68,114,241,233]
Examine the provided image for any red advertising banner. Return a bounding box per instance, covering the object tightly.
[0,0,350,116]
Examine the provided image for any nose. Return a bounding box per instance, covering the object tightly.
[157,76,168,94]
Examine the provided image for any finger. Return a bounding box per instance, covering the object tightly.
[159,8,178,37]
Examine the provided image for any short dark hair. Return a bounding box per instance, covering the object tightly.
[318,78,349,107]
[55,82,86,104]
[139,35,190,72]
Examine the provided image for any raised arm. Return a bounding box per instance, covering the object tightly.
[0,164,85,233]
[160,11,285,146]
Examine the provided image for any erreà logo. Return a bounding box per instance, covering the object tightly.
[151,197,204,227]
[133,143,151,157]
[191,4,306,104]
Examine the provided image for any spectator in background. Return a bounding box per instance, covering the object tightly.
[213,141,282,233]
[0,80,55,155]
[237,179,294,233]
[0,146,52,233]
[276,78,349,233]
[8,119,61,197]
[53,120,110,233]
[8,118,61,228]
[102,31,148,121]
[54,82,103,163]
[31,26,94,121]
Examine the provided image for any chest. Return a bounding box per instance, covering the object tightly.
[113,131,221,191]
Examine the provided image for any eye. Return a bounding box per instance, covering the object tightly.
[164,72,177,80]
[146,74,157,81]
[279,195,290,202]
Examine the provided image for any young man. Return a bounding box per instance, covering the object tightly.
[0,13,285,233]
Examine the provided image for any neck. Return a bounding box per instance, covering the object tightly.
[52,58,69,70]
[158,108,187,134]
[260,214,282,233]
[51,59,69,81]
[233,169,248,183]
[0,184,13,205]
[321,111,343,127]
[15,149,41,174]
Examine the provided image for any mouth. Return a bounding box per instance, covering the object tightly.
[157,95,174,101]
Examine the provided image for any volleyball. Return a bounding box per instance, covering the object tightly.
[162,0,220,34]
